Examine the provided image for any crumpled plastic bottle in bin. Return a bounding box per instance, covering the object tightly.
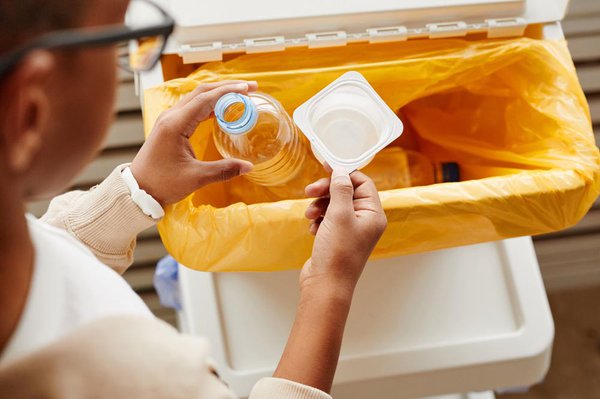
[361,147,460,191]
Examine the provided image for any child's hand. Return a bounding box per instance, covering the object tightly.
[302,170,387,299]
[130,80,258,207]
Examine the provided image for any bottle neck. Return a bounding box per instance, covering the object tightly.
[215,93,258,135]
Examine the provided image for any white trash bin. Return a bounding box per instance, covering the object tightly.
[130,1,570,396]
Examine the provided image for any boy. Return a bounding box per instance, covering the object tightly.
[0,0,387,398]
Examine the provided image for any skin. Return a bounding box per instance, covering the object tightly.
[0,0,387,394]
[275,170,386,392]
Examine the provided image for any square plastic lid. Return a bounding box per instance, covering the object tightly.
[293,71,403,172]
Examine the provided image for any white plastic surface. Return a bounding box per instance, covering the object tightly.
[178,237,553,398]
[294,71,403,172]
[167,0,568,46]
[133,10,559,399]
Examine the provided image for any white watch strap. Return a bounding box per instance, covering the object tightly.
[121,167,165,220]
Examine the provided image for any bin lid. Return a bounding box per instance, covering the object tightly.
[164,0,568,57]
[143,0,570,61]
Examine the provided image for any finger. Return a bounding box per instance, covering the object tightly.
[305,197,330,220]
[194,158,254,187]
[174,80,258,109]
[306,198,329,220]
[323,162,333,174]
[245,80,259,92]
[179,83,252,137]
[305,177,330,198]
[350,171,379,199]
[327,169,354,218]
[309,217,323,235]
[350,170,384,213]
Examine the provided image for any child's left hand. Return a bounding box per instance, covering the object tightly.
[130,80,258,207]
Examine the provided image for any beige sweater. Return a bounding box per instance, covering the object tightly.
[0,165,331,399]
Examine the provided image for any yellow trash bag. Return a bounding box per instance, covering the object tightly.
[143,37,600,272]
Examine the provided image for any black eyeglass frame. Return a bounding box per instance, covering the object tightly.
[0,0,174,78]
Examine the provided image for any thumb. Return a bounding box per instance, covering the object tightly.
[328,168,354,217]
[195,159,254,187]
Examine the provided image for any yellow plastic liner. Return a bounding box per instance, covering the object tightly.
[143,37,600,272]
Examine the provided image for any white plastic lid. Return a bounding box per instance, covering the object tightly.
[293,71,403,173]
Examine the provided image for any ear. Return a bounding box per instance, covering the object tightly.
[0,50,55,175]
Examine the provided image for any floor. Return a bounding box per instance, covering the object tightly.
[497,285,600,399]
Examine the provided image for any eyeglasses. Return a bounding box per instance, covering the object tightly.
[0,0,174,78]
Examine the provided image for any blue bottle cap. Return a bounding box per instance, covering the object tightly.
[215,93,258,135]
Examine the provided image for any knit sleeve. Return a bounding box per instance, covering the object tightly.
[40,164,157,274]
[249,378,332,399]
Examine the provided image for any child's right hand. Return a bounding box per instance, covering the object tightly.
[301,170,387,299]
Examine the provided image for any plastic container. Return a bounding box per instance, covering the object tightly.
[363,147,460,190]
[213,92,306,186]
[293,71,403,172]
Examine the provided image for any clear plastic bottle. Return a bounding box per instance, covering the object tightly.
[213,92,306,187]
[406,150,460,186]
[362,147,460,190]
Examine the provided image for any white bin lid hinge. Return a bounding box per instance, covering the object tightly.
[427,21,469,39]
[306,31,348,49]
[244,36,286,53]
[367,26,409,43]
[179,42,223,64]
[486,18,527,38]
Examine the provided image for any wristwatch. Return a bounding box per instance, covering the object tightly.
[121,166,165,220]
